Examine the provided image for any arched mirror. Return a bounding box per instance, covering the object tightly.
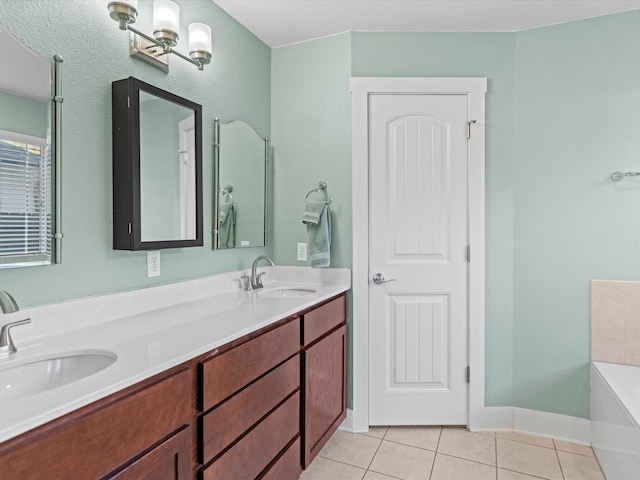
[213,119,268,249]
[0,25,62,268]
[112,77,203,250]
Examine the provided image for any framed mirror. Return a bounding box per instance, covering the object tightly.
[213,119,268,249]
[0,25,62,268]
[112,77,203,250]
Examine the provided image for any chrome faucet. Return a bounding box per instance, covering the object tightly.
[250,255,274,290]
[0,291,30,356]
[0,290,19,314]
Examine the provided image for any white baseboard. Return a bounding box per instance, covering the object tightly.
[339,409,367,433]
[513,407,591,445]
[343,406,591,444]
[469,406,513,431]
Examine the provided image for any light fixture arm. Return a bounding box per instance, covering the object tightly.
[125,24,205,69]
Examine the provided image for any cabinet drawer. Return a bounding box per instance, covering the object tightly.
[260,437,302,480]
[109,427,191,480]
[201,392,300,480]
[0,368,192,480]
[303,294,346,346]
[200,355,300,464]
[200,319,299,411]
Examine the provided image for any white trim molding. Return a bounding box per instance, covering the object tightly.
[350,77,488,432]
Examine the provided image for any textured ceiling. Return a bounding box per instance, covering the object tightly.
[214,0,640,47]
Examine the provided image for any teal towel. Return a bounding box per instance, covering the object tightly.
[218,203,236,248]
[302,201,331,268]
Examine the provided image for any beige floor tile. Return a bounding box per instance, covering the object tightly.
[558,451,605,480]
[553,440,595,457]
[497,439,562,480]
[496,431,554,448]
[498,469,549,480]
[368,440,435,479]
[384,426,441,451]
[476,430,497,437]
[430,453,496,480]
[318,430,382,469]
[437,427,496,466]
[300,456,366,480]
[363,471,400,480]
[362,426,389,439]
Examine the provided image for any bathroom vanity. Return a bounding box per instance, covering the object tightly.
[0,267,348,479]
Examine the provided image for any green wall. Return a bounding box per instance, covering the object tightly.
[0,0,271,308]
[272,11,640,419]
[513,11,640,418]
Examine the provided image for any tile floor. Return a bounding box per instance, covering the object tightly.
[301,426,605,480]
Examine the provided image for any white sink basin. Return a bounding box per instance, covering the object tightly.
[259,287,318,298]
[0,351,116,401]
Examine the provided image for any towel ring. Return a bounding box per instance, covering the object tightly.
[220,184,233,201]
[305,181,332,205]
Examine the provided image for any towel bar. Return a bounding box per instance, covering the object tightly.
[611,171,640,181]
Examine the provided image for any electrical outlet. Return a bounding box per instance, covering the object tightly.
[297,242,308,261]
[147,251,160,277]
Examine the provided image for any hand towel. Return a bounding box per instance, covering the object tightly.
[302,201,331,268]
[218,203,236,248]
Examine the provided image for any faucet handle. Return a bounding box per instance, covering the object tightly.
[0,318,31,355]
[240,275,253,292]
[255,271,267,289]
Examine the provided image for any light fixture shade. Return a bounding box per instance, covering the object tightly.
[153,0,179,35]
[188,23,212,54]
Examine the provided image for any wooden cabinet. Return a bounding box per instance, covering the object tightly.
[0,292,349,480]
[0,367,194,480]
[198,318,302,480]
[301,294,347,468]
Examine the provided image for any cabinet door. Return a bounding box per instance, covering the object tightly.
[303,325,347,468]
[109,427,191,480]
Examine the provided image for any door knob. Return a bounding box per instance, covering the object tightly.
[372,273,397,285]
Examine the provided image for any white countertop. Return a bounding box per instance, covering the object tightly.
[0,266,351,443]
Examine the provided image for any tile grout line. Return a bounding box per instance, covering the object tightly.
[554,440,566,480]
[427,426,443,480]
[494,434,498,480]
[364,427,387,474]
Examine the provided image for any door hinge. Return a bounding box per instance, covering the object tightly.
[467,120,476,139]
[466,245,471,262]
[466,366,470,383]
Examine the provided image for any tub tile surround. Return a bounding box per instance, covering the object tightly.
[0,266,350,443]
[591,280,640,365]
[591,280,640,479]
[302,426,604,480]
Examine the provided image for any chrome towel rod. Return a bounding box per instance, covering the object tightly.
[611,171,640,181]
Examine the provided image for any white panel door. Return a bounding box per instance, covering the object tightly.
[369,94,469,425]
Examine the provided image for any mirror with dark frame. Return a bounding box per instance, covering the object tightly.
[112,77,203,251]
[213,118,268,249]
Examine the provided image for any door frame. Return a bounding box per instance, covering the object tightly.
[350,77,487,431]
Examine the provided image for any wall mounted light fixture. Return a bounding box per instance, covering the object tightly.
[107,0,212,72]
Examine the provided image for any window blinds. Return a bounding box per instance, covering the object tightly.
[0,130,50,266]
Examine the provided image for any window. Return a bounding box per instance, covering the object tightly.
[0,130,51,267]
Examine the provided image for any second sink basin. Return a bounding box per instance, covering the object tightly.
[259,287,318,298]
[0,351,117,402]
